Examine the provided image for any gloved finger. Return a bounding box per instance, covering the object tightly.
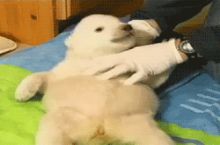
[124,71,147,85]
[97,64,130,80]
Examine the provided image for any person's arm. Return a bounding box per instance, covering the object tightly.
[172,26,220,63]
[132,0,212,31]
[132,0,220,62]
[189,26,220,62]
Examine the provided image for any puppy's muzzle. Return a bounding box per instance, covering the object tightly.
[111,24,134,43]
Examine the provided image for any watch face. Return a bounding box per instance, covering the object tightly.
[181,41,195,54]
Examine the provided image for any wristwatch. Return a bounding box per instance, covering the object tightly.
[177,40,198,58]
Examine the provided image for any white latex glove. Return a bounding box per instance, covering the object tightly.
[84,39,185,85]
[128,19,161,45]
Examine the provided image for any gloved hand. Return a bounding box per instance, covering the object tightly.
[128,19,161,45]
[84,39,187,85]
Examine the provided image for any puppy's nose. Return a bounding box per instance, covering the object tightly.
[121,24,133,31]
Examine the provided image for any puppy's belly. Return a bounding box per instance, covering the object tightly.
[43,76,158,117]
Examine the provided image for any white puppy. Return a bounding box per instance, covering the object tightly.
[15,14,174,145]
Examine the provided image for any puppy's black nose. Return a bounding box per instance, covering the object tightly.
[122,24,133,31]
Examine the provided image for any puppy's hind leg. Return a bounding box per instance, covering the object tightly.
[36,109,98,145]
[15,72,48,101]
[106,114,175,145]
[36,113,72,145]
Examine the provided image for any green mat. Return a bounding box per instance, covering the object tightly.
[0,65,133,145]
[0,65,44,145]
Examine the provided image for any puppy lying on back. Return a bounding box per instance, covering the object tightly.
[16,14,174,145]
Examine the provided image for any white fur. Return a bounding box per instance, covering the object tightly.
[16,14,174,145]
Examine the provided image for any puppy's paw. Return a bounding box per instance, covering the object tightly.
[15,75,42,101]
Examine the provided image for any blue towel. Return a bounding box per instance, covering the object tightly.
[0,32,70,72]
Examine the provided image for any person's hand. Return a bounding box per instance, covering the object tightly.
[84,39,187,85]
[128,19,161,45]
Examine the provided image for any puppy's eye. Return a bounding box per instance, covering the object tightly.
[95,27,104,32]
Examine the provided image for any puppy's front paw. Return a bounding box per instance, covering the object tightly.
[15,75,42,101]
